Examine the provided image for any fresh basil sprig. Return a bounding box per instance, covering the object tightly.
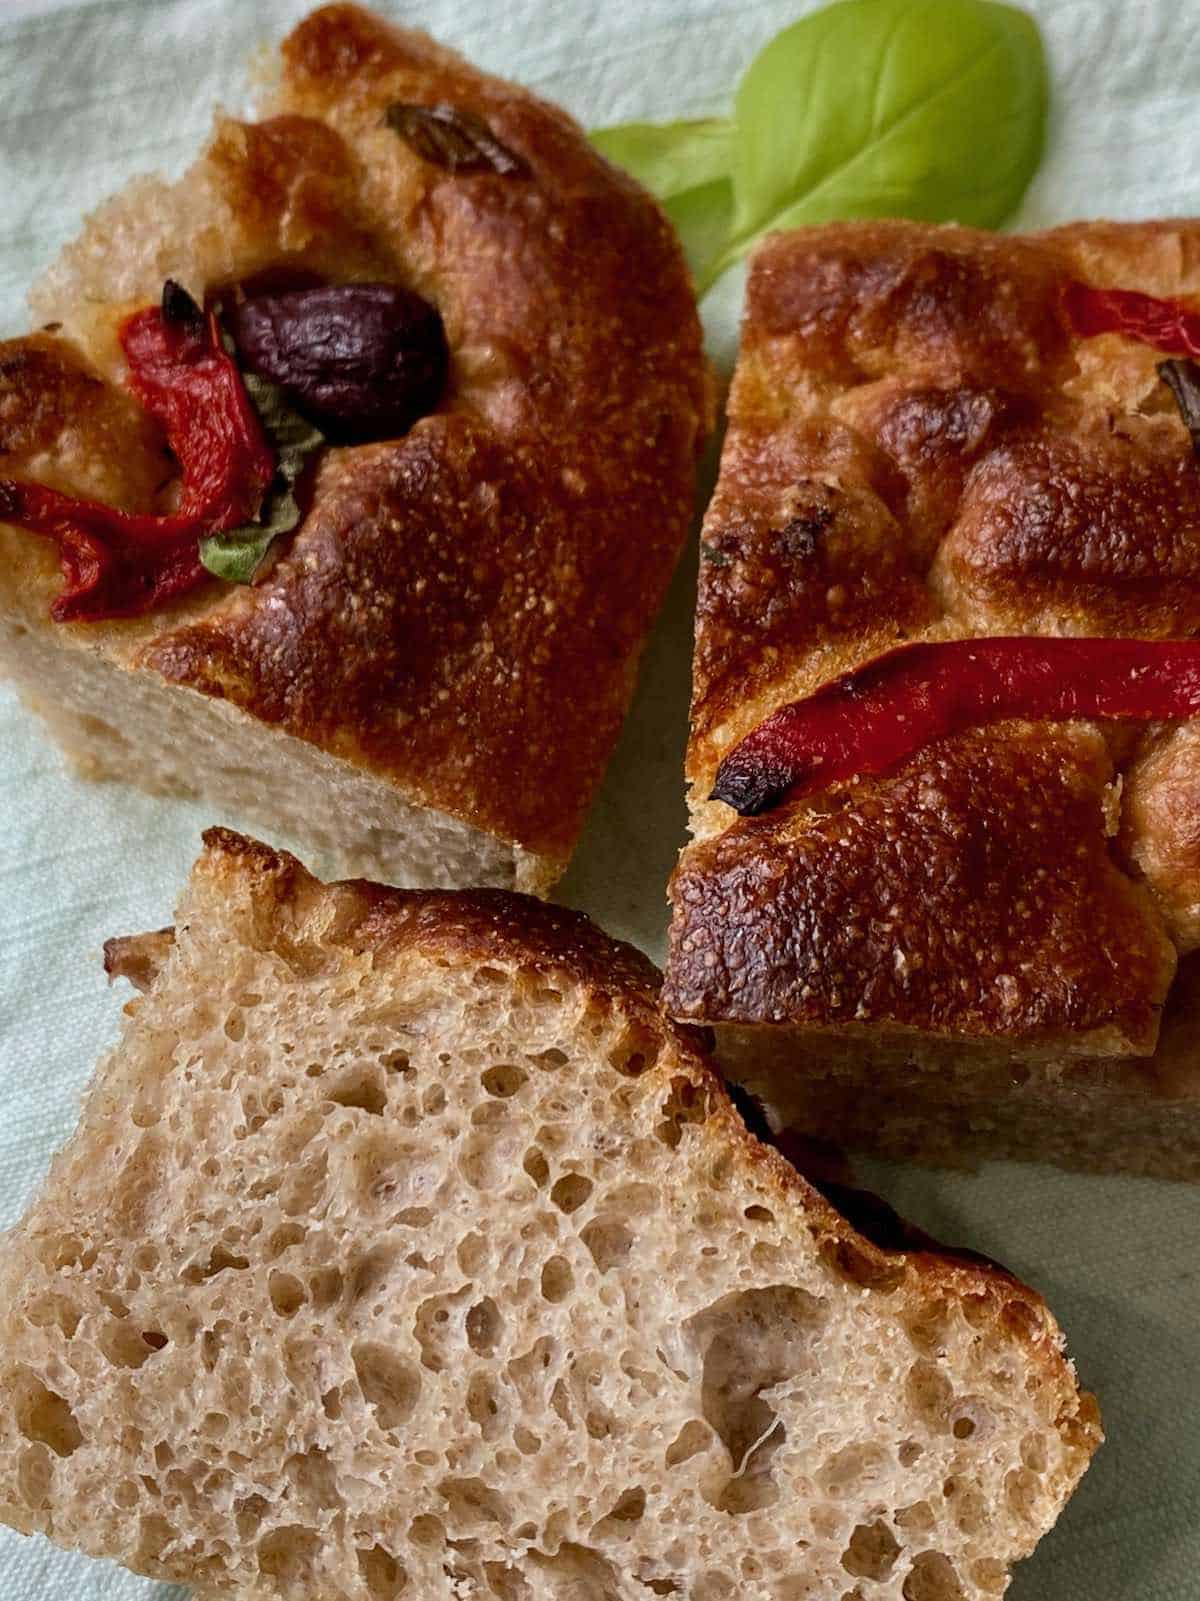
[592,0,1047,296]
[199,370,325,584]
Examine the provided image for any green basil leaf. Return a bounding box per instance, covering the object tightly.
[666,177,735,290]
[725,0,1047,266]
[592,120,736,287]
[591,119,734,201]
[200,370,325,585]
[590,0,1046,298]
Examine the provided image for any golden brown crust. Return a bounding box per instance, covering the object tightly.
[194,825,680,1015]
[0,5,707,869]
[667,724,1176,1047]
[179,828,1098,1440]
[671,218,1200,1055]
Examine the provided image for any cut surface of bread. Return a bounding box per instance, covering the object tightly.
[665,218,1200,1176]
[0,3,709,894]
[0,830,1098,1598]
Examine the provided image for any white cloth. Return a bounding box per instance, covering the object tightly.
[0,1,1197,1596]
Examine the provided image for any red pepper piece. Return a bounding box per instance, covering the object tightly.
[1063,280,1200,357]
[0,295,274,622]
[711,636,1200,816]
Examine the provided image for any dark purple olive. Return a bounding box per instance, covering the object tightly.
[228,282,448,443]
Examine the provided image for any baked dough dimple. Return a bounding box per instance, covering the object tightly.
[933,425,1200,637]
[671,218,1200,1103]
[0,4,708,892]
[743,224,1071,389]
[834,377,1034,555]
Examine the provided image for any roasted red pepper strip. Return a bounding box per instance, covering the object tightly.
[711,637,1200,817]
[0,296,273,622]
[1063,280,1200,357]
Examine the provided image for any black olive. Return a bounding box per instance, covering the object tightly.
[228,282,448,443]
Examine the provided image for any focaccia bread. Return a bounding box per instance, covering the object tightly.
[665,218,1200,1178]
[0,829,1098,1598]
[0,4,709,895]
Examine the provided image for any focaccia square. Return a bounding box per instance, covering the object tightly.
[0,4,709,895]
[665,218,1200,1179]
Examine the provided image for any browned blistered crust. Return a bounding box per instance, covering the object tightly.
[669,724,1175,1049]
[0,5,708,874]
[667,219,1200,1065]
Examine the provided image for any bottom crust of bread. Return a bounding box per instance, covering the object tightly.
[709,957,1200,1181]
[0,618,558,896]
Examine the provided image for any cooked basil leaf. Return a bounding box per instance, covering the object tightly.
[725,0,1046,270]
[199,526,276,585]
[199,370,325,585]
[1159,358,1200,461]
[589,0,1047,297]
[386,102,530,176]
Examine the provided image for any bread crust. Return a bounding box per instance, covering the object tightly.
[0,5,708,875]
[668,218,1200,1062]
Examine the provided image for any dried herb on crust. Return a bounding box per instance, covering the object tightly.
[200,368,325,584]
[385,101,530,176]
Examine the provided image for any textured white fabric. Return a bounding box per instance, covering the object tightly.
[0,1,1197,1596]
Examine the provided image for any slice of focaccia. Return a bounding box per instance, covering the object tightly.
[665,219,1200,1179]
[0,830,1097,1598]
[0,3,709,895]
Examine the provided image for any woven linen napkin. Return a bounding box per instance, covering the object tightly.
[0,1,1197,1596]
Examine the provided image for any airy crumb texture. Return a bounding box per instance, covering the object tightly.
[0,3,709,893]
[0,831,1097,1598]
[666,218,1200,1174]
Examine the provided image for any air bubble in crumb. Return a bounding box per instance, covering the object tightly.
[841,1520,900,1581]
[551,1173,592,1213]
[268,1272,305,1318]
[466,1297,503,1355]
[13,1372,82,1457]
[902,1552,967,1601]
[353,1343,421,1429]
[259,1526,319,1585]
[522,1149,549,1187]
[540,1256,573,1302]
[482,1064,528,1097]
[358,1544,407,1597]
[665,1419,710,1467]
[329,1072,387,1116]
[581,1221,633,1273]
